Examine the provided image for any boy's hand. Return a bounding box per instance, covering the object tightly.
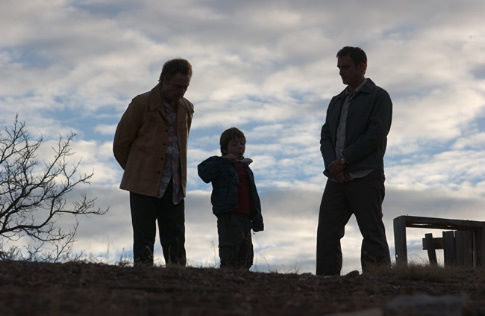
[251,218,264,232]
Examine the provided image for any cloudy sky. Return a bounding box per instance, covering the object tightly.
[1,0,485,274]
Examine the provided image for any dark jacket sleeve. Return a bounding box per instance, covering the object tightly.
[342,89,392,165]
[246,167,264,232]
[320,97,338,173]
[197,156,224,183]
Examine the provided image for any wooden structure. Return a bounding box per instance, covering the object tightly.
[422,231,473,266]
[393,215,485,266]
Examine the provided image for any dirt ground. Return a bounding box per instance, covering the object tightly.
[1,260,485,315]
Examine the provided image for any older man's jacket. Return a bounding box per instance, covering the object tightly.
[113,84,194,197]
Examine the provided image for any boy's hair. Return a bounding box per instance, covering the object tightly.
[159,58,192,82]
[336,46,367,66]
[220,127,246,155]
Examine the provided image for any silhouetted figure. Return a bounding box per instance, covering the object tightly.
[316,47,392,275]
[198,127,264,270]
[113,59,193,266]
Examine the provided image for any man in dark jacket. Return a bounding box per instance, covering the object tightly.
[316,47,392,275]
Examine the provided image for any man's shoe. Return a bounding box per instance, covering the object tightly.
[344,270,360,278]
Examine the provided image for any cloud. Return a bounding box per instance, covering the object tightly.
[94,124,117,136]
[67,182,485,274]
[386,148,485,190]
[452,132,485,150]
[1,0,485,274]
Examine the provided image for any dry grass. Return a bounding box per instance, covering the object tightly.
[1,260,484,315]
[366,263,476,283]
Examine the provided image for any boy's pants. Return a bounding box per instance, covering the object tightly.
[217,213,253,269]
[316,170,391,275]
[130,183,186,267]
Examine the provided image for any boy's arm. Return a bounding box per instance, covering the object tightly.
[247,167,264,232]
[197,156,224,183]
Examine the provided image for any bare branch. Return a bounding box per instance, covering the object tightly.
[0,115,108,261]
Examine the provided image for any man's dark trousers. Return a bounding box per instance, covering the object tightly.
[316,170,391,275]
[130,183,186,266]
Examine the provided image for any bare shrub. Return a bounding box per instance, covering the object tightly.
[0,115,107,261]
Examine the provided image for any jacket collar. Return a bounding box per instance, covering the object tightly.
[335,78,376,100]
[146,83,192,118]
[359,78,375,94]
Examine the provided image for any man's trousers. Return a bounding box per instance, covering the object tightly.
[316,170,391,275]
[130,184,186,266]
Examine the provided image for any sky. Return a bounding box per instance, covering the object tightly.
[1,0,485,274]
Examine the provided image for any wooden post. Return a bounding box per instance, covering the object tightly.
[463,231,473,267]
[455,230,473,266]
[393,216,408,265]
[443,231,456,266]
[475,228,485,267]
[423,233,438,265]
[456,230,465,266]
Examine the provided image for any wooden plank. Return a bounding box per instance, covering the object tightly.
[476,229,485,267]
[462,231,473,267]
[443,231,456,266]
[422,237,443,250]
[393,216,408,265]
[396,215,485,230]
[422,233,438,265]
[455,231,465,266]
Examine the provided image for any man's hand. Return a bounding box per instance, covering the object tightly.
[329,159,349,183]
[328,159,345,175]
[334,171,349,183]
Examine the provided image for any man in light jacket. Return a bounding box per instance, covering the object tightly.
[317,47,392,275]
[113,59,194,266]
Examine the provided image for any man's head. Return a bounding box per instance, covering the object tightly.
[159,58,192,102]
[336,46,367,89]
[220,127,246,159]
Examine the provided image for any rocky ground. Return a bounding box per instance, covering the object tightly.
[1,260,485,315]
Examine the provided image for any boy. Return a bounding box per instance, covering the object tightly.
[198,127,264,269]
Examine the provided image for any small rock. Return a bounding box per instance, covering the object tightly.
[384,293,466,316]
[298,273,313,281]
[328,307,382,315]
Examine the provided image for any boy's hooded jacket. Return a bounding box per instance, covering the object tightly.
[198,156,264,232]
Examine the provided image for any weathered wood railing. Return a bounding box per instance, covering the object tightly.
[393,215,485,267]
[422,231,474,266]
